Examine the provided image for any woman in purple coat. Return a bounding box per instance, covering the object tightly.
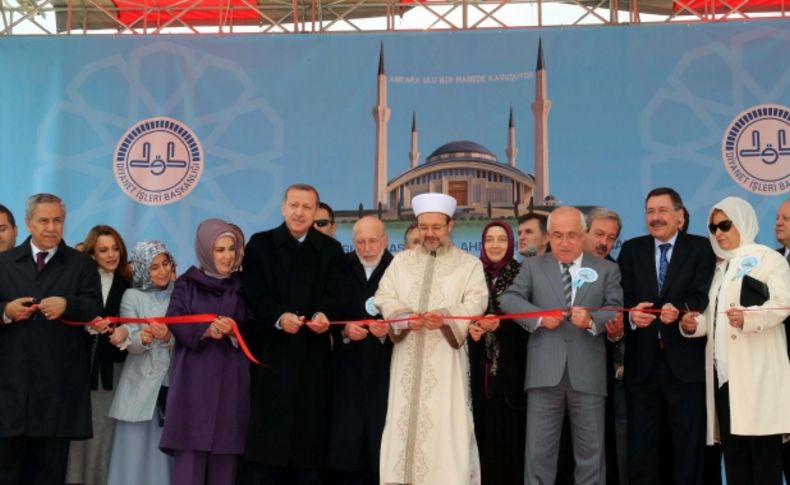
[159,218,251,485]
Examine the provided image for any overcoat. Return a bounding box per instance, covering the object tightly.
[160,267,252,455]
[0,237,102,438]
[326,250,393,473]
[241,223,350,468]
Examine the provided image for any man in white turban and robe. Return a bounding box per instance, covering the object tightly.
[375,193,489,485]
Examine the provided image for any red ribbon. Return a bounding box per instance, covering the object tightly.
[310,305,790,326]
[62,314,264,366]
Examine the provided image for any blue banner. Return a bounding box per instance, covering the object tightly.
[1,22,788,264]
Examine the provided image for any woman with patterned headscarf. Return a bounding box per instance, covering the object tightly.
[680,196,790,485]
[467,220,527,484]
[159,219,252,485]
[107,240,176,485]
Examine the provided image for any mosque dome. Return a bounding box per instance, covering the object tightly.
[425,140,498,164]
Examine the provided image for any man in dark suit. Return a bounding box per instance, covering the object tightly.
[326,216,393,485]
[0,193,102,485]
[501,206,624,485]
[775,197,790,483]
[239,184,350,485]
[618,187,716,485]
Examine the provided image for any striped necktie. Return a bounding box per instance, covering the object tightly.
[562,263,573,306]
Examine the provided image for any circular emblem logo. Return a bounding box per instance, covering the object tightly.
[114,117,204,205]
[721,104,790,195]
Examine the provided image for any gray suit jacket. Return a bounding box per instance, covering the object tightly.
[500,253,623,396]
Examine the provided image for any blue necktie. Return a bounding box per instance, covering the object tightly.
[657,243,671,293]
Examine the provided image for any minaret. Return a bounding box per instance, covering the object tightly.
[372,43,391,209]
[506,106,517,167]
[408,111,419,169]
[531,39,551,204]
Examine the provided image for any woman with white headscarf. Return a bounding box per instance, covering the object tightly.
[680,196,790,485]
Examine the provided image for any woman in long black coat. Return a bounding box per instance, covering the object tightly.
[468,221,527,485]
[66,225,132,485]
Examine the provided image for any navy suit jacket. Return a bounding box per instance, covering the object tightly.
[618,231,715,384]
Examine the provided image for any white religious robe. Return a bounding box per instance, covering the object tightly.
[375,244,489,485]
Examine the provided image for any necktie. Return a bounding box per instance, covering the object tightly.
[36,251,47,272]
[785,250,790,266]
[657,243,671,293]
[562,263,573,306]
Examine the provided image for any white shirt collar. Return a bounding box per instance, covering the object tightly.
[653,231,679,250]
[30,240,58,262]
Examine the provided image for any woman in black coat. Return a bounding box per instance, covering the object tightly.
[468,221,527,485]
[65,225,132,485]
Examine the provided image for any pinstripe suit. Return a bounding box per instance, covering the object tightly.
[501,252,623,485]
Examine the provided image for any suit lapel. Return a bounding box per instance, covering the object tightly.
[660,232,685,299]
[640,237,660,299]
[574,254,595,305]
[540,255,567,307]
[350,258,367,287]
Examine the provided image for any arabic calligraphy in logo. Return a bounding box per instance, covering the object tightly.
[114,117,204,205]
[722,104,790,195]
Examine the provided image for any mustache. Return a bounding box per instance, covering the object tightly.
[649,220,666,228]
[595,244,608,253]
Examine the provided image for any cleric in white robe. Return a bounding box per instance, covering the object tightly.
[375,193,489,485]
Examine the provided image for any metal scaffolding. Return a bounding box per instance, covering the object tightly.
[0,0,786,35]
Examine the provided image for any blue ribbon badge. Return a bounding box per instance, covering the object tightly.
[573,267,599,289]
[365,296,380,317]
[736,255,759,279]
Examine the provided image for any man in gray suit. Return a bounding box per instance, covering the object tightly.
[501,206,623,485]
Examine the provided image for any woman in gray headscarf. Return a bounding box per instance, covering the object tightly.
[106,240,176,485]
[680,196,790,485]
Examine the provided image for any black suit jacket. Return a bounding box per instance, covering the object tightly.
[618,231,715,384]
[779,247,790,358]
[87,273,129,391]
[326,250,393,472]
[0,238,102,438]
[240,223,350,468]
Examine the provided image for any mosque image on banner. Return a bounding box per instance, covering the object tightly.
[339,40,557,223]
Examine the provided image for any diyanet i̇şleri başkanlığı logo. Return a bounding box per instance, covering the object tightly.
[114,117,204,205]
[722,103,790,195]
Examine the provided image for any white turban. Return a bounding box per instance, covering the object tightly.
[412,193,457,218]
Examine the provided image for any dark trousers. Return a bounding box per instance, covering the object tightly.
[235,461,323,485]
[714,381,783,485]
[626,351,706,485]
[784,442,790,484]
[0,435,70,485]
[325,469,376,485]
[173,450,239,485]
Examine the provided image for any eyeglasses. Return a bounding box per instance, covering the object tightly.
[708,220,733,234]
[314,219,332,228]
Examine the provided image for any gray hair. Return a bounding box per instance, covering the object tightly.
[25,193,66,221]
[586,207,622,237]
[547,206,587,233]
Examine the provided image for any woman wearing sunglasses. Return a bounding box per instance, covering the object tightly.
[680,196,790,485]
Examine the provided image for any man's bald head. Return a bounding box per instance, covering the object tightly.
[353,216,388,265]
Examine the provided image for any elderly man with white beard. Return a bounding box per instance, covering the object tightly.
[326,216,393,485]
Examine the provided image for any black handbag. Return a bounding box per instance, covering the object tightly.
[739,274,769,307]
